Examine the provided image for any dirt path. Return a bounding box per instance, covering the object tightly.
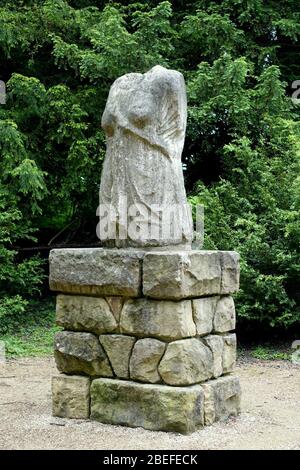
[0,357,299,450]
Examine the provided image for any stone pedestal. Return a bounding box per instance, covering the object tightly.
[50,248,241,434]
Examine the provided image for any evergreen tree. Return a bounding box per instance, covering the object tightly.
[0,0,299,330]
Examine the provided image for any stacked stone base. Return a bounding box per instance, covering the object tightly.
[50,248,241,434]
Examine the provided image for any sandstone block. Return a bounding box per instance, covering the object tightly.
[99,334,136,379]
[120,298,195,341]
[202,375,241,425]
[213,296,236,333]
[143,251,221,299]
[52,374,90,419]
[56,295,117,334]
[202,335,224,378]
[49,248,143,297]
[54,331,113,377]
[192,297,217,336]
[222,333,237,374]
[90,378,204,434]
[220,251,240,294]
[143,250,239,299]
[130,338,166,383]
[158,338,213,386]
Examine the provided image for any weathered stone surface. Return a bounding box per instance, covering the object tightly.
[99,334,136,379]
[158,338,213,385]
[130,338,166,383]
[52,374,90,419]
[120,298,196,341]
[222,333,237,374]
[49,248,143,297]
[202,375,241,425]
[192,297,217,336]
[56,294,117,334]
[54,331,113,377]
[99,65,193,249]
[202,335,224,378]
[220,251,240,294]
[143,250,239,299]
[213,296,236,333]
[105,296,124,323]
[90,378,204,434]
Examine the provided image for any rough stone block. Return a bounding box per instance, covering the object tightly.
[213,296,236,333]
[90,378,204,434]
[202,335,224,378]
[222,333,237,374]
[56,295,117,334]
[52,374,90,419]
[54,331,113,377]
[202,375,241,425]
[158,338,213,385]
[130,338,166,383]
[192,297,217,336]
[143,250,239,299]
[99,334,136,379]
[220,251,240,294]
[120,298,196,341]
[49,248,143,297]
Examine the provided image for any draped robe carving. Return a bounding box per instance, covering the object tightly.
[99,65,193,248]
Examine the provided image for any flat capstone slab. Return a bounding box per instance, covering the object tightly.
[49,248,143,297]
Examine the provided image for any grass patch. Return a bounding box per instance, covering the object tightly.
[0,297,59,358]
[249,345,290,361]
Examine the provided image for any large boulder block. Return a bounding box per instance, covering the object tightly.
[130,338,166,383]
[120,298,196,341]
[54,331,113,377]
[52,374,90,419]
[90,378,205,434]
[49,248,143,297]
[158,338,213,385]
[99,334,136,379]
[143,251,239,299]
[56,295,117,335]
[202,375,241,425]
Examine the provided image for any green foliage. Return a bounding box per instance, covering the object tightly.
[0,298,59,357]
[0,188,44,334]
[188,55,300,329]
[0,0,299,332]
[250,345,290,361]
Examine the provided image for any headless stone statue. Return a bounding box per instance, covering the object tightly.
[99,65,193,249]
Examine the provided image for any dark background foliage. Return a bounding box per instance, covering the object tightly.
[0,0,299,334]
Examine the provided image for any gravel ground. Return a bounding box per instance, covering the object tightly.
[0,357,299,450]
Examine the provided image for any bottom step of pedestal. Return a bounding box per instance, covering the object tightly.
[52,375,241,434]
[90,378,204,434]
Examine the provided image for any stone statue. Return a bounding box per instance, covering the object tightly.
[98,65,193,249]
